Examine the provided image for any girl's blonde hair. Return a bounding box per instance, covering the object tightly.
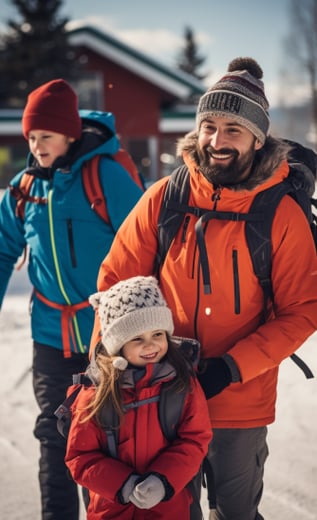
[81,336,194,427]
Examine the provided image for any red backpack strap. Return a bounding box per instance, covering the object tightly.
[82,156,110,225]
[82,150,143,225]
[9,172,47,219]
[114,148,144,191]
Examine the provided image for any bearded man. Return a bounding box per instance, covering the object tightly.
[90,57,317,520]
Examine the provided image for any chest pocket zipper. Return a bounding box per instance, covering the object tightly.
[232,249,241,314]
[67,219,77,268]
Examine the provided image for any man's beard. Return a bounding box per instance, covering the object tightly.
[197,145,257,186]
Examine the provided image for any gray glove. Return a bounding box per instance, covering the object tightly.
[129,474,165,509]
[120,474,140,504]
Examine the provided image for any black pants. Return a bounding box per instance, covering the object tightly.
[32,342,89,520]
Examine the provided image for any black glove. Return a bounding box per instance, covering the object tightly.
[197,356,239,399]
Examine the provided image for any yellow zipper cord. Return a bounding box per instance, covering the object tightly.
[47,189,85,353]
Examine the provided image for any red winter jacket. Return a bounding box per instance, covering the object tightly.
[65,360,212,519]
[91,136,317,429]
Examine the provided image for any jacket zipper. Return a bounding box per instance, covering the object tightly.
[213,188,241,313]
[181,215,198,279]
[47,189,85,354]
[67,219,77,267]
[232,249,241,314]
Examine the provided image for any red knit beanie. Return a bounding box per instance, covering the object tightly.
[22,79,82,140]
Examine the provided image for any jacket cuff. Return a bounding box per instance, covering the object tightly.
[143,471,175,501]
[222,353,241,383]
[117,473,139,505]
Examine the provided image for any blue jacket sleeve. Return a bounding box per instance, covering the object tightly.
[0,178,27,306]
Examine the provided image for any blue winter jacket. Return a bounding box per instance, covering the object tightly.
[0,110,143,355]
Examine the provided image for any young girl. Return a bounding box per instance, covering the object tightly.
[65,275,212,519]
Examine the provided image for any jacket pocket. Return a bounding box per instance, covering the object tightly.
[232,249,240,314]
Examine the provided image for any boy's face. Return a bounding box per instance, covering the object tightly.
[28,130,75,168]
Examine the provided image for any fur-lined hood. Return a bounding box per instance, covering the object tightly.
[176,132,291,192]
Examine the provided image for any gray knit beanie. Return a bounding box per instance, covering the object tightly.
[89,276,174,370]
[196,57,270,144]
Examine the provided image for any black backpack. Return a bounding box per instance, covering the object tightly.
[154,140,317,379]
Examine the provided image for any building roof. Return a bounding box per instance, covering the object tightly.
[68,23,205,100]
[0,24,204,136]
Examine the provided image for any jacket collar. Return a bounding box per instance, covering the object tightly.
[121,359,176,389]
[178,133,292,193]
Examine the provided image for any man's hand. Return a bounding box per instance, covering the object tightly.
[197,356,239,399]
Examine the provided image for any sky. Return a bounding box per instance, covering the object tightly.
[0,0,309,108]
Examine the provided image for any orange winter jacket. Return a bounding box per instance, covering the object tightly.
[91,142,317,428]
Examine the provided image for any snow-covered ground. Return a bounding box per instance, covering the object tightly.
[0,266,317,519]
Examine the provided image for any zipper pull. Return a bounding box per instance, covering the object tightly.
[211,187,222,210]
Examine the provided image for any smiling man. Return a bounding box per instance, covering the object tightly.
[197,117,262,185]
[91,57,317,520]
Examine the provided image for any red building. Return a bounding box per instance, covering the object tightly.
[0,24,205,186]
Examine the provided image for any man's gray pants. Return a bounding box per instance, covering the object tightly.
[203,427,268,520]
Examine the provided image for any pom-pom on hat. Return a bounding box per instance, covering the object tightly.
[22,79,82,140]
[196,57,270,144]
[89,276,174,370]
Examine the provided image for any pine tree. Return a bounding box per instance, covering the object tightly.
[176,26,207,82]
[0,0,82,108]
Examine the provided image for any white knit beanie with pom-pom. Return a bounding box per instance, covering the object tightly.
[89,276,174,370]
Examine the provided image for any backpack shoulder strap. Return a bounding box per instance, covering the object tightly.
[82,150,144,225]
[246,180,314,379]
[82,156,110,225]
[245,181,294,307]
[98,399,120,459]
[54,374,93,438]
[9,172,47,219]
[158,338,199,441]
[155,164,191,274]
[113,148,145,191]
[286,165,317,250]
[158,380,187,442]
[54,359,122,457]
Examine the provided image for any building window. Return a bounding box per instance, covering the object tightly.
[72,73,104,111]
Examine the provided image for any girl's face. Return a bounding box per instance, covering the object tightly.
[122,330,168,367]
[28,130,75,168]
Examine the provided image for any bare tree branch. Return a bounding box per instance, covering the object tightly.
[284,0,317,148]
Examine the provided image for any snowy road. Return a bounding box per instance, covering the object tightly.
[0,268,317,519]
